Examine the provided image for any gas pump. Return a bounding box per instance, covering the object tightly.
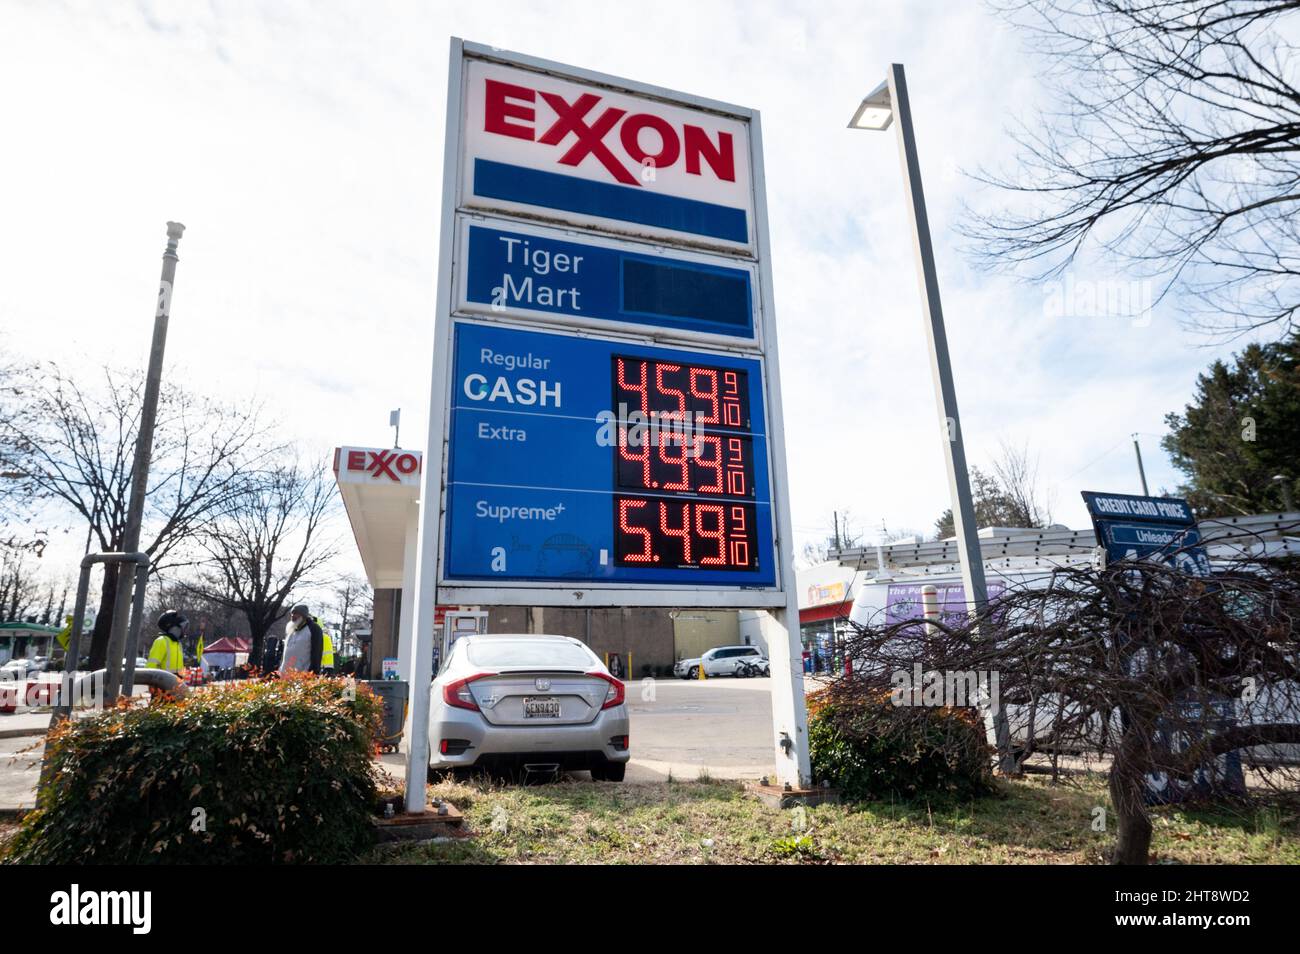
[441,609,487,668]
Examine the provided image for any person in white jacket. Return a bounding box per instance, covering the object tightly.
[279,603,323,675]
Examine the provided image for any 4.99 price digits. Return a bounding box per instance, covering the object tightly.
[616,428,754,497]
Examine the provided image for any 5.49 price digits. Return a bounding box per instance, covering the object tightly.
[615,496,758,570]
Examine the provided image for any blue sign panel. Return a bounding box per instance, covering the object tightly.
[463,224,754,339]
[474,159,749,244]
[444,321,776,587]
[1081,490,1210,575]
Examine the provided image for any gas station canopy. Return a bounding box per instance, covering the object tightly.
[332,446,423,589]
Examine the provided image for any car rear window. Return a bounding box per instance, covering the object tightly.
[466,639,595,670]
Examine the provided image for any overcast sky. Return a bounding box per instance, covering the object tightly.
[1,0,1250,588]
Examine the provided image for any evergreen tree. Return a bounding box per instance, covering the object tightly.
[1162,335,1300,515]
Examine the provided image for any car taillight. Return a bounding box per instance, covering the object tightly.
[589,669,625,709]
[443,673,492,711]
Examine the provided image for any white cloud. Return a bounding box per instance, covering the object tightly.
[0,0,1257,587]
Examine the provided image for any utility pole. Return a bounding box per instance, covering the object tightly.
[390,408,401,448]
[104,222,185,703]
[1132,433,1150,496]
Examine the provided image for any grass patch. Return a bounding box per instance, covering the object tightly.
[364,773,1300,865]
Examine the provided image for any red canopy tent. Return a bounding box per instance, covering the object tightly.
[201,636,251,673]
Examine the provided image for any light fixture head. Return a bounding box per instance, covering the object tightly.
[848,79,893,131]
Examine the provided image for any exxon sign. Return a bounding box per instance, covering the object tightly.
[334,446,423,487]
[461,60,755,252]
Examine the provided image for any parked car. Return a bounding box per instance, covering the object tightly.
[674,645,766,679]
[428,634,630,782]
[0,657,46,679]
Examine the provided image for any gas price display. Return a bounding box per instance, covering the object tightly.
[433,48,791,612]
[443,321,776,589]
[611,356,759,571]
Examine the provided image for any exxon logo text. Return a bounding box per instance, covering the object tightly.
[346,449,421,482]
[484,78,736,188]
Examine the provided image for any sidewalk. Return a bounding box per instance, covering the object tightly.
[0,682,153,739]
[0,711,55,740]
[0,735,42,814]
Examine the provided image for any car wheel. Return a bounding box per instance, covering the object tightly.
[593,759,625,782]
[688,666,700,680]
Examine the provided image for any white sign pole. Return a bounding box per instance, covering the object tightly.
[404,38,466,813]
[749,113,811,788]
[408,38,810,799]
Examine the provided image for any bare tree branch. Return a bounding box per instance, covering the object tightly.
[833,528,1300,863]
[0,361,281,666]
[964,0,1300,339]
[181,456,341,668]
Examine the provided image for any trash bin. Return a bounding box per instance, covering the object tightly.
[363,680,409,753]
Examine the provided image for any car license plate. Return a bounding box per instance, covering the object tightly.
[523,696,560,718]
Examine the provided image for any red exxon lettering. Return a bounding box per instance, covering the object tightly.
[481,77,738,187]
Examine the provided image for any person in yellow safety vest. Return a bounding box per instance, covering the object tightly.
[313,617,335,674]
[147,610,188,673]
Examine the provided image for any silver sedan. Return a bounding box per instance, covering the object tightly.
[428,633,630,782]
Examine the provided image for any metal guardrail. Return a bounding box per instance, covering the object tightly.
[53,551,150,720]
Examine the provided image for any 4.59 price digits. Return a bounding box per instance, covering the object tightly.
[613,356,749,430]
[615,496,758,570]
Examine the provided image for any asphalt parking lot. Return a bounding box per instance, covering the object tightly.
[380,675,779,786]
[623,675,774,781]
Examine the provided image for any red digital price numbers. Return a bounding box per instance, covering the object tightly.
[611,355,760,571]
[612,356,750,431]
[615,430,755,498]
[612,356,755,498]
[614,496,759,571]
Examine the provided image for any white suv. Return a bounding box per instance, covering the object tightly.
[674,645,765,679]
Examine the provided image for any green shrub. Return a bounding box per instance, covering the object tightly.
[808,689,994,802]
[4,674,383,864]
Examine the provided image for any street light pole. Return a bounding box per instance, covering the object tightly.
[104,222,185,703]
[851,65,1015,773]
